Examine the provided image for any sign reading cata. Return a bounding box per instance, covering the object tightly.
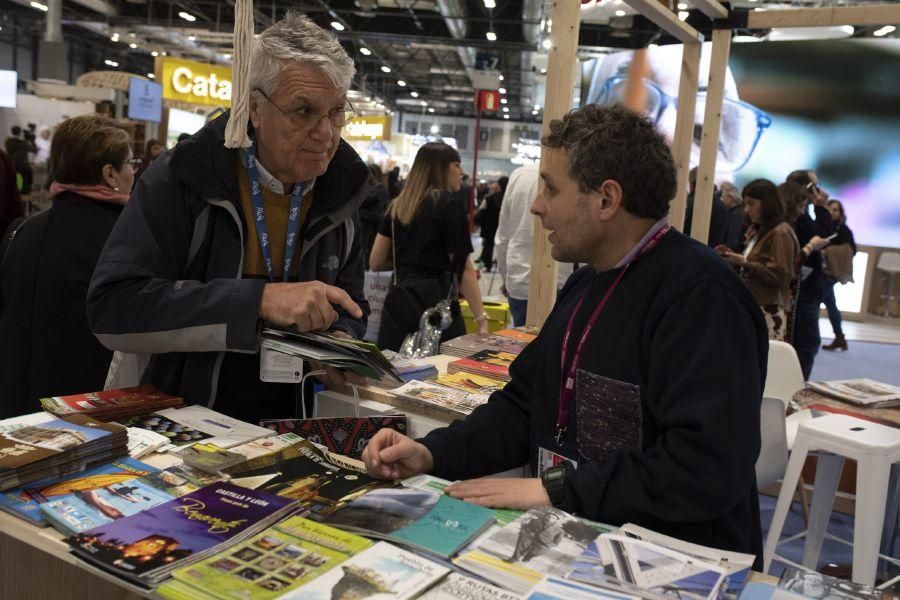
[159,57,233,107]
[343,116,392,141]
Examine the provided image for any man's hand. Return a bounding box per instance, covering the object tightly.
[444,477,551,510]
[260,281,362,331]
[808,235,831,252]
[362,429,434,481]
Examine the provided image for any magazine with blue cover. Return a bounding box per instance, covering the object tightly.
[0,457,159,526]
[66,482,297,585]
[323,486,494,559]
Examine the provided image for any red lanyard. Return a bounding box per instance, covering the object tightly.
[555,225,670,445]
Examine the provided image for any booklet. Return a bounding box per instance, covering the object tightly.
[527,576,642,600]
[323,486,495,559]
[806,379,900,407]
[152,406,274,448]
[419,571,522,600]
[401,473,522,526]
[158,516,373,600]
[0,457,159,526]
[393,380,486,413]
[282,541,450,600]
[222,440,388,518]
[66,482,297,586]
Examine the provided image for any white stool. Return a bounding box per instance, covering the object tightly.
[877,252,900,317]
[763,414,900,586]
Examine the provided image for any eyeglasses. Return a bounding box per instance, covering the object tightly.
[125,157,142,171]
[593,75,772,173]
[255,89,355,130]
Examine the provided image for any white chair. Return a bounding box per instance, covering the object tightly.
[877,252,900,317]
[763,341,814,456]
[763,414,900,587]
[757,396,789,490]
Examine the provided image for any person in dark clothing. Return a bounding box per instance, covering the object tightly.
[363,105,768,563]
[781,171,833,380]
[5,125,36,196]
[0,149,24,236]
[719,181,746,252]
[821,199,856,351]
[476,175,507,272]
[455,173,473,219]
[0,115,136,418]
[369,142,489,351]
[360,164,389,270]
[683,166,730,248]
[387,166,404,199]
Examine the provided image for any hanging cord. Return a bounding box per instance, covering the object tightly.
[349,383,361,417]
[299,370,326,420]
[224,0,254,148]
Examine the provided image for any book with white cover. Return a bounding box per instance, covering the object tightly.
[419,572,521,600]
[282,541,449,600]
[806,378,900,407]
[154,406,274,448]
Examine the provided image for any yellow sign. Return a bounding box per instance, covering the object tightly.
[343,115,391,141]
[158,57,233,107]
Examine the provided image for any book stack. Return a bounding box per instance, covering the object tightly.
[0,413,128,492]
[392,380,488,414]
[262,328,403,383]
[65,482,298,587]
[119,405,275,450]
[40,385,183,422]
[440,332,529,358]
[382,350,440,382]
[447,350,517,382]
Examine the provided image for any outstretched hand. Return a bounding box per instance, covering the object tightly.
[362,428,434,481]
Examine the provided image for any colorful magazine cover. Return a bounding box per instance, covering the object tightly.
[40,385,181,417]
[282,541,449,600]
[259,416,407,459]
[436,371,507,398]
[447,350,517,380]
[117,413,213,447]
[66,483,296,585]
[40,476,174,535]
[440,333,528,357]
[0,457,158,526]
[323,487,495,559]
[159,516,372,600]
[0,414,121,471]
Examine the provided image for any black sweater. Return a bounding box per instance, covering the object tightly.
[421,229,767,560]
[794,205,835,301]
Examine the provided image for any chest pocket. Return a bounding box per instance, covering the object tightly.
[575,369,642,463]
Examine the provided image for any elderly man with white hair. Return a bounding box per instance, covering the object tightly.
[87,11,371,422]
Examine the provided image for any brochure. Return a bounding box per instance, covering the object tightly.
[806,379,900,408]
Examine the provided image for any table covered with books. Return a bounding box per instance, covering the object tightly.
[0,330,884,600]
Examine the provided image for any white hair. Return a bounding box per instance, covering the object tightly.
[249,10,355,96]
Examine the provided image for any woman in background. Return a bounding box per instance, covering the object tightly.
[821,199,856,351]
[369,142,489,351]
[0,115,137,417]
[717,179,799,341]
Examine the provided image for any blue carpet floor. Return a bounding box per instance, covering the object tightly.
[810,340,900,386]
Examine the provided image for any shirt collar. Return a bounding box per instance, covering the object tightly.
[614,216,670,268]
[240,147,316,197]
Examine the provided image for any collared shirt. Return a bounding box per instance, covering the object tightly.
[254,156,288,195]
[614,216,670,269]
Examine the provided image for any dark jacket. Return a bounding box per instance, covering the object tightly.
[478,190,503,240]
[0,149,24,235]
[794,204,835,302]
[422,229,767,559]
[359,182,389,270]
[0,192,123,418]
[86,112,371,407]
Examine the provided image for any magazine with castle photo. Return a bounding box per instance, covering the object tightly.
[282,541,449,600]
[323,486,495,559]
[66,482,297,586]
[159,516,373,600]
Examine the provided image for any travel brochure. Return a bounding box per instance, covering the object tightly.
[807,378,900,408]
[260,415,407,459]
[447,350,518,381]
[39,385,183,422]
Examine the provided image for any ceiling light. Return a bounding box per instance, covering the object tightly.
[503,115,510,119]
[678,11,689,20]
[360,47,371,56]
[187,35,196,42]
[364,96,371,102]
[30,1,48,11]
[534,104,541,110]
[484,0,496,7]
[498,74,504,81]
[147,73,155,79]
[677,2,688,9]
[178,11,196,22]
[161,51,167,56]
[111,34,120,42]
[428,108,435,113]
[420,100,427,106]
[733,35,762,43]
[542,39,552,50]
[499,87,506,94]
[223,53,232,59]
[129,43,138,49]
[503,107,509,112]
[486,31,497,41]
[767,25,856,41]
[381,65,391,73]
[331,21,345,31]
[532,110,539,115]
[104,59,119,67]
[410,91,419,98]
[397,80,407,87]
[500,98,508,104]
[615,10,626,17]
[151,51,159,57]
[874,25,896,37]
[430,124,440,133]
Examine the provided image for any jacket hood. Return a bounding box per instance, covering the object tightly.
[167,111,372,220]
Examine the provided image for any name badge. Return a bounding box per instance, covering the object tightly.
[537,433,579,478]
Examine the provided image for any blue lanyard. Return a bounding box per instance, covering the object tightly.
[247,142,306,282]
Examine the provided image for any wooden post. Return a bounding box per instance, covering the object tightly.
[690,28,731,245]
[525,0,580,328]
[669,42,701,233]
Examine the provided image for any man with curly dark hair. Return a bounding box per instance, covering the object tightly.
[363,104,768,563]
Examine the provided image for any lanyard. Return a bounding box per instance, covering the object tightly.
[555,224,670,445]
[247,142,306,283]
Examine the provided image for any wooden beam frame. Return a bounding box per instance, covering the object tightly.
[689,0,728,20]
[525,0,580,328]
[669,42,701,233]
[690,28,731,245]
[747,5,900,28]
[624,0,704,44]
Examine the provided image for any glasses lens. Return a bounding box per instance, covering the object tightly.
[692,96,764,172]
[597,79,663,118]
[332,109,353,128]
